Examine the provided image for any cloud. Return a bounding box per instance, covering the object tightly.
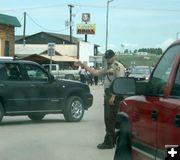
[121,42,138,48]
[156,38,175,51]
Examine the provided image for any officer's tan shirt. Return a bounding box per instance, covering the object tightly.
[98,61,125,89]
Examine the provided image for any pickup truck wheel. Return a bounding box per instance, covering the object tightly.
[64,96,84,122]
[64,74,75,80]
[28,114,45,121]
[0,103,4,122]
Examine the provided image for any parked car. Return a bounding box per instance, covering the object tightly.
[0,58,93,122]
[128,65,152,81]
[112,40,180,160]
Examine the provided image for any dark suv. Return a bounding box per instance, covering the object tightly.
[0,58,93,122]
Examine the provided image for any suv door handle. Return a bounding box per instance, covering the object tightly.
[175,114,180,127]
[151,110,158,121]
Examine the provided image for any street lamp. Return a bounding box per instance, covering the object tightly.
[105,0,114,51]
[176,32,180,40]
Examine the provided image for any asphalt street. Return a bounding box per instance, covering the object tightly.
[0,85,115,160]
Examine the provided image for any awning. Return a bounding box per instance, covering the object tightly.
[41,55,78,62]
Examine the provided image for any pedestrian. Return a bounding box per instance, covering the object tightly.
[79,66,87,83]
[74,49,125,149]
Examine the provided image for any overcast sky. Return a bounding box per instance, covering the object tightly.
[1,0,180,52]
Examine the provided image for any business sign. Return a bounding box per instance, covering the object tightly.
[76,24,96,35]
[82,13,90,22]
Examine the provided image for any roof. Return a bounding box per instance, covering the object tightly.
[21,54,78,62]
[0,14,21,27]
[15,44,78,57]
[45,32,81,44]
[41,55,78,62]
[15,32,82,44]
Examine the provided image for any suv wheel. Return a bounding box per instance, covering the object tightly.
[28,114,45,121]
[0,103,4,122]
[64,96,84,122]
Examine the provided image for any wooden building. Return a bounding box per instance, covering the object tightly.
[0,14,21,57]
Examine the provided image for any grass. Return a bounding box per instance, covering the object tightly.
[116,54,161,68]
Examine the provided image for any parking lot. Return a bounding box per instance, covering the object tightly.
[0,85,115,160]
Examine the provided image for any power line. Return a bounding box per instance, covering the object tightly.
[0,4,66,12]
[26,13,68,33]
[75,4,180,13]
[0,3,180,13]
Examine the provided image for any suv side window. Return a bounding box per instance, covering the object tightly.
[150,45,180,95]
[0,64,8,80]
[24,64,49,81]
[3,63,23,81]
[171,65,180,96]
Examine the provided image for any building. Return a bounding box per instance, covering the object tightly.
[0,14,21,57]
[15,32,99,66]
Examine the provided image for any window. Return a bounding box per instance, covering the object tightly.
[150,45,180,95]
[25,64,49,81]
[5,63,23,80]
[171,65,180,96]
[0,64,8,80]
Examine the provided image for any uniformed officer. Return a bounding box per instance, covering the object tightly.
[74,49,125,149]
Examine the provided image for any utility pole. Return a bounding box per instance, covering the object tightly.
[68,4,74,44]
[105,0,114,51]
[23,12,26,46]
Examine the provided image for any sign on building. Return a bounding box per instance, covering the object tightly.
[48,43,55,56]
[76,24,96,34]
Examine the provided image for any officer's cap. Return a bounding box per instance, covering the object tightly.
[104,49,115,59]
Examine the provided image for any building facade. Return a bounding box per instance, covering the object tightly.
[0,14,21,57]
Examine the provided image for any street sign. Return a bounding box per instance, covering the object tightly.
[48,43,55,56]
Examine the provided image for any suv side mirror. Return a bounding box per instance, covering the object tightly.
[111,77,136,95]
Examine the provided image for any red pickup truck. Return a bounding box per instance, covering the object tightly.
[112,40,180,160]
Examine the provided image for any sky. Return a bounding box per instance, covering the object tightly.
[1,0,180,53]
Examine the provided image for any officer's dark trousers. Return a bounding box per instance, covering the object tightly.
[103,94,120,145]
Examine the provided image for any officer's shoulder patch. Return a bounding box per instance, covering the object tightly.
[114,62,119,66]
[116,66,120,71]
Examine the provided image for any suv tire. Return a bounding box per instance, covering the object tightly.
[64,96,84,122]
[28,114,45,121]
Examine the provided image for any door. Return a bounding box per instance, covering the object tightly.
[131,95,157,160]
[148,45,180,159]
[23,63,63,111]
[0,63,31,113]
[4,41,10,56]
[156,61,180,159]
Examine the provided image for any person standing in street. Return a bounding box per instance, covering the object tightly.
[79,66,87,83]
[74,49,125,149]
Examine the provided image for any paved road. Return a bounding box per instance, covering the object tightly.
[0,85,115,160]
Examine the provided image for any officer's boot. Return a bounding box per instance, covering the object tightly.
[97,135,114,149]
